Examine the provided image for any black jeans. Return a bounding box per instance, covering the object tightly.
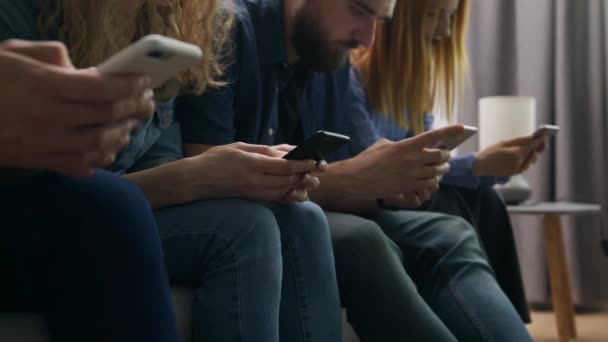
[419,184,530,323]
[0,170,179,342]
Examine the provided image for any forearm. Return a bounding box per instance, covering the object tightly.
[124,158,196,209]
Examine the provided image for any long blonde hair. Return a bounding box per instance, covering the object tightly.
[40,0,233,95]
[352,0,469,134]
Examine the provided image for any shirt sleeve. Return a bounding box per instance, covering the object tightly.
[174,15,248,146]
[330,66,383,161]
[442,153,510,189]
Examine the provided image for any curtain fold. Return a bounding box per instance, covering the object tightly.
[461,0,608,309]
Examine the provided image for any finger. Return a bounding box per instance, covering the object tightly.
[42,67,153,103]
[42,120,136,154]
[234,143,286,158]
[249,173,303,189]
[251,156,316,175]
[2,40,74,67]
[315,160,328,173]
[411,178,440,192]
[398,125,464,150]
[416,149,451,164]
[273,144,296,153]
[536,140,547,153]
[415,188,431,203]
[52,92,155,126]
[296,175,321,191]
[405,193,422,208]
[503,135,536,147]
[413,164,449,180]
[283,189,310,203]
[518,153,538,174]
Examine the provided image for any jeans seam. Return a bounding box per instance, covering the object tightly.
[448,277,494,342]
[160,230,244,342]
[282,235,311,342]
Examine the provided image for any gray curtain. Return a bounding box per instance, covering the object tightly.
[460,0,608,309]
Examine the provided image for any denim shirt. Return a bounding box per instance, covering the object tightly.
[176,0,359,159]
[111,97,183,174]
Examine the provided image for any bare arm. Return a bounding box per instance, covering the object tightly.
[124,158,196,209]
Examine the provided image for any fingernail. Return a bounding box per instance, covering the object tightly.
[138,76,152,89]
[143,89,154,100]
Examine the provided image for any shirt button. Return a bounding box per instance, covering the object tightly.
[161,115,171,127]
[268,128,274,136]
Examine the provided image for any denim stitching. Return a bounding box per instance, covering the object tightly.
[160,230,244,342]
[447,273,494,341]
[281,235,312,342]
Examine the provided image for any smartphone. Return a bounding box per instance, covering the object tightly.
[433,125,478,150]
[532,124,560,139]
[97,35,203,88]
[283,131,351,161]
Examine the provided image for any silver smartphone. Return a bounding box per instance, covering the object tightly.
[434,125,478,150]
[97,35,202,88]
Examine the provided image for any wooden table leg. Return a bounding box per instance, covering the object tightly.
[543,214,577,341]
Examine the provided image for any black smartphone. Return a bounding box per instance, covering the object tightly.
[283,131,350,161]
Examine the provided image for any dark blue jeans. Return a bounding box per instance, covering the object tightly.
[154,200,341,342]
[0,170,179,342]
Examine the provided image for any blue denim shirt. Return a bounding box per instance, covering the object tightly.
[111,97,183,174]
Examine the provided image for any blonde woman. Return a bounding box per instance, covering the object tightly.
[0,0,341,341]
[352,0,547,324]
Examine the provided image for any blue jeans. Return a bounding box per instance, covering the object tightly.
[373,210,533,342]
[0,170,179,342]
[329,210,533,342]
[154,200,341,342]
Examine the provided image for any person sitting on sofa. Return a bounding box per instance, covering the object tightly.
[0,0,342,341]
[350,0,549,322]
[0,39,180,341]
[175,0,533,340]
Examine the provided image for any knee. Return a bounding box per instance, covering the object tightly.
[180,200,281,248]
[430,214,485,259]
[333,219,401,263]
[49,171,164,264]
[277,201,331,241]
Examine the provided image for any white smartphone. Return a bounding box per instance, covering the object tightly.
[97,34,203,88]
[532,124,560,139]
[434,125,478,150]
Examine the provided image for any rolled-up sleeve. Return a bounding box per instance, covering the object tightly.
[443,153,510,189]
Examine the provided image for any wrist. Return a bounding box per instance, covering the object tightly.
[473,153,488,177]
[179,156,211,202]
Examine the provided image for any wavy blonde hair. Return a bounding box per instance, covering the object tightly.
[352,0,469,134]
[40,0,233,95]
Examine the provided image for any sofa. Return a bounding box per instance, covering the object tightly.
[0,287,359,342]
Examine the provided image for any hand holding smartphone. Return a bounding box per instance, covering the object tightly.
[433,125,478,150]
[283,131,351,161]
[97,34,202,88]
[532,124,560,139]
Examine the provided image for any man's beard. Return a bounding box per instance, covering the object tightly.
[291,9,358,72]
